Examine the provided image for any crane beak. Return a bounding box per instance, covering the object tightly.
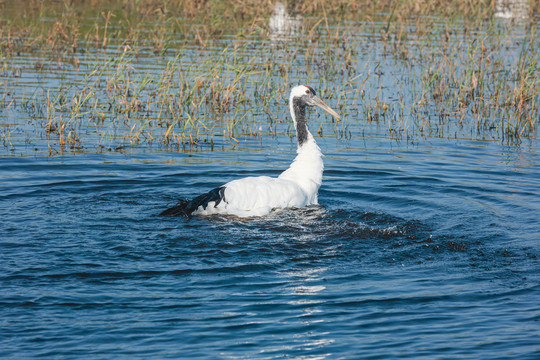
[310,96,341,121]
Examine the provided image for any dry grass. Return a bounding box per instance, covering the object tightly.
[0,0,538,154]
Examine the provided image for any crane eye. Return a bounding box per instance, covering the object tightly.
[305,89,310,94]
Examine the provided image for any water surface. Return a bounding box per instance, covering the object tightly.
[1,135,539,358]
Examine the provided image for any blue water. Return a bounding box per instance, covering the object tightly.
[1,135,539,359]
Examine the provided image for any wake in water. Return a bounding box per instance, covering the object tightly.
[158,199,532,278]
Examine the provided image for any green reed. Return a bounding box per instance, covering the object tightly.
[0,0,538,155]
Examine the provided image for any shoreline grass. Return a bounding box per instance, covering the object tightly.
[0,0,538,155]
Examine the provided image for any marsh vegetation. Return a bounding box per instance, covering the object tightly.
[0,0,538,155]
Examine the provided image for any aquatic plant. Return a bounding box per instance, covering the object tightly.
[0,0,538,155]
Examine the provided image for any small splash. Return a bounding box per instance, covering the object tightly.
[494,0,529,20]
[269,2,302,41]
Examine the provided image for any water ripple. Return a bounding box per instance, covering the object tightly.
[1,140,539,358]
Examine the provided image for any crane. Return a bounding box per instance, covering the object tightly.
[160,85,340,217]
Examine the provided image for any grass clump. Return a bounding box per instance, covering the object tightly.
[0,0,538,155]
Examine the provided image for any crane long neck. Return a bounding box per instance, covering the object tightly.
[292,98,309,147]
[281,95,323,203]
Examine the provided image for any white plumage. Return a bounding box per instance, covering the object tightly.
[194,138,323,217]
[161,85,340,218]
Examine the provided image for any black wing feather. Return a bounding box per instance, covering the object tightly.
[160,186,226,217]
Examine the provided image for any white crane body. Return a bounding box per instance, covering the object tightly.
[160,85,340,218]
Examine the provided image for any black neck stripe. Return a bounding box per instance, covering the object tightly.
[293,98,308,146]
